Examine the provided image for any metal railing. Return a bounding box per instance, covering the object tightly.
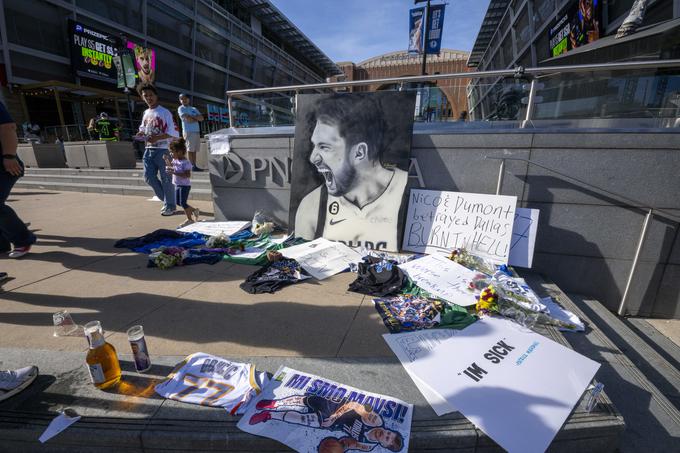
[225,59,680,127]
[486,156,680,317]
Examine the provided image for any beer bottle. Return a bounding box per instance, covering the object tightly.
[84,320,121,389]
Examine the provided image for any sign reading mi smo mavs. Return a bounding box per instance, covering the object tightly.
[403,189,517,264]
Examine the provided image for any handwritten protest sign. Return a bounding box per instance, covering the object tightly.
[402,189,517,264]
[384,317,599,453]
[508,208,539,268]
[238,366,413,453]
[281,237,362,280]
[397,254,486,306]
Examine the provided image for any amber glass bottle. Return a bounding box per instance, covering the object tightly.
[84,321,121,389]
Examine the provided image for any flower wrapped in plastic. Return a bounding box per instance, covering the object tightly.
[448,248,497,276]
[475,284,578,330]
[205,233,231,248]
[150,246,188,270]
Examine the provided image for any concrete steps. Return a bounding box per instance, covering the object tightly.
[16,167,213,201]
[521,273,680,453]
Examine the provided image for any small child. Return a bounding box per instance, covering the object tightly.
[165,139,200,228]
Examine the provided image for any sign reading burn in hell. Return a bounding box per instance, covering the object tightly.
[402,189,517,264]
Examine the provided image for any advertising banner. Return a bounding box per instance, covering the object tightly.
[425,4,446,55]
[69,20,119,83]
[113,51,138,89]
[408,7,425,54]
[126,41,156,84]
[549,0,602,58]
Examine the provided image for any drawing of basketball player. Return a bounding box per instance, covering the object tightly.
[249,395,404,452]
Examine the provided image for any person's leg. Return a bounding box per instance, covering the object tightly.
[143,148,165,202]
[155,149,176,213]
[188,132,202,170]
[183,132,196,167]
[0,171,35,251]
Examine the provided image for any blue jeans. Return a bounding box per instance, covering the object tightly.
[143,147,176,212]
[0,165,36,251]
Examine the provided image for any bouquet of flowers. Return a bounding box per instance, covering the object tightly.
[150,246,188,270]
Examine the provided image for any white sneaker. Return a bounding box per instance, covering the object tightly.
[0,366,39,401]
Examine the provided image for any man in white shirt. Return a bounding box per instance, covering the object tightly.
[136,83,180,216]
[294,95,408,251]
[177,93,204,171]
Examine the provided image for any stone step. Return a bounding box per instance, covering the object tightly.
[14,180,213,201]
[24,167,210,181]
[520,273,680,452]
[21,173,211,189]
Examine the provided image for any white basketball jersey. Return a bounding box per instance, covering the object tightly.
[155,352,267,415]
[322,168,408,251]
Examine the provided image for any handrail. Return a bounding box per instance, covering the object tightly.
[485,156,680,222]
[226,58,680,96]
[486,155,677,317]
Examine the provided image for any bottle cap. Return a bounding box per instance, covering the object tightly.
[127,325,144,341]
[83,320,102,336]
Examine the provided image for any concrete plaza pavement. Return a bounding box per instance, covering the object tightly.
[0,189,390,358]
[0,188,666,451]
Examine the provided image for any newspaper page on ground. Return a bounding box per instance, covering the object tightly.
[238,366,413,453]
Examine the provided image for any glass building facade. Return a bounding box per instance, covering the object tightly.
[0,0,339,137]
[466,0,680,121]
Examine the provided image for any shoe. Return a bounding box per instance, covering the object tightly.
[255,399,276,410]
[192,166,204,172]
[249,411,271,425]
[161,210,175,217]
[178,219,194,228]
[0,366,39,402]
[8,246,31,258]
[193,208,200,222]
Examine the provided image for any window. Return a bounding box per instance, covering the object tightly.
[5,0,71,56]
[75,0,143,32]
[229,45,253,78]
[10,51,71,82]
[253,58,275,86]
[533,0,555,28]
[607,0,635,24]
[514,8,532,52]
[147,4,193,53]
[155,49,191,88]
[196,25,228,67]
[194,63,226,99]
[227,76,252,91]
[501,33,514,68]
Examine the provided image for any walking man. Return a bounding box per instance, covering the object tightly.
[177,93,204,171]
[0,101,36,257]
[136,84,179,216]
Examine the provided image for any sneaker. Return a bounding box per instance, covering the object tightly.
[178,219,194,228]
[161,210,176,217]
[0,366,39,402]
[8,245,31,258]
[249,411,271,425]
[193,208,200,222]
[255,399,276,410]
[192,166,204,172]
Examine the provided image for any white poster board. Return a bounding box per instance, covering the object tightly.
[508,208,539,268]
[280,237,362,280]
[397,254,485,307]
[383,317,600,453]
[177,220,251,237]
[237,366,413,453]
[402,189,517,264]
